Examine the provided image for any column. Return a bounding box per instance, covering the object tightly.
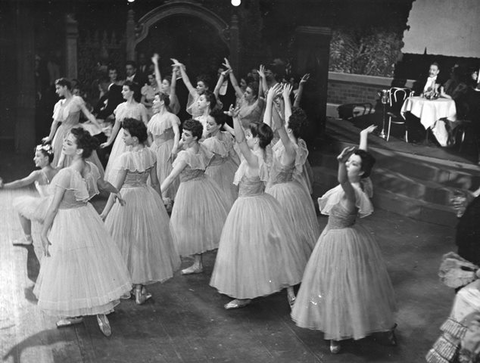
[65,14,78,80]
[126,9,136,61]
[294,26,332,144]
[15,1,36,153]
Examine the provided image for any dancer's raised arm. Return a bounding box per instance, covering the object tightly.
[171,58,196,97]
[233,107,257,168]
[223,58,244,100]
[359,125,377,151]
[293,73,310,108]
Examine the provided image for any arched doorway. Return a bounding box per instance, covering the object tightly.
[126,1,238,119]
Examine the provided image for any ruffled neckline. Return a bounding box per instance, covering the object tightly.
[119,148,156,173]
[54,162,100,202]
[202,132,234,157]
[147,112,179,136]
[233,148,269,185]
[173,143,214,171]
[318,182,373,218]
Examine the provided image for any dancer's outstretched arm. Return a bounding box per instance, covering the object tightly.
[359,125,377,151]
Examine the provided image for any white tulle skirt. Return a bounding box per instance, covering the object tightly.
[105,184,180,285]
[34,203,132,317]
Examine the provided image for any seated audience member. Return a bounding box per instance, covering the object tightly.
[420,62,441,99]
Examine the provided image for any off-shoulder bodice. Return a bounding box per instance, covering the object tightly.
[50,162,100,209]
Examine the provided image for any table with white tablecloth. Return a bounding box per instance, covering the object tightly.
[401,96,457,146]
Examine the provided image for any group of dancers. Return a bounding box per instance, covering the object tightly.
[1,56,397,354]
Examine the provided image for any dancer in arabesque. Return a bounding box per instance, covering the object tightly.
[0,144,58,246]
[291,126,397,354]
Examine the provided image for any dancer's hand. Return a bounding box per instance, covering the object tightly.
[100,141,110,149]
[151,53,159,64]
[42,136,51,143]
[266,83,282,101]
[257,65,266,78]
[114,193,126,207]
[361,125,377,135]
[282,83,293,98]
[225,104,239,118]
[337,146,356,163]
[222,58,232,70]
[40,233,51,257]
[299,73,310,85]
[170,58,182,67]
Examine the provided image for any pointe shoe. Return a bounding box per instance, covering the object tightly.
[224,299,251,310]
[96,314,111,337]
[56,317,84,328]
[330,340,341,354]
[181,265,203,275]
[135,287,152,305]
[12,236,33,246]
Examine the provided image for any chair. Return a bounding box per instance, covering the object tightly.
[386,87,414,142]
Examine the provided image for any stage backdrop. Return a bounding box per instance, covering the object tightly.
[402,0,480,58]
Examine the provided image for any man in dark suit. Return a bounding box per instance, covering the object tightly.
[125,61,146,87]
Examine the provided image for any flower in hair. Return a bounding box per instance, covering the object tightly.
[36,144,54,155]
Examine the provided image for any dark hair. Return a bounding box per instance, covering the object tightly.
[55,78,72,90]
[122,118,148,144]
[354,149,376,178]
[246,81,259,98]
[123,80,139,94]
[157,92,171,108]
[183,119,203,140]
[163,75,172,85]
[249,122,273,149]
[125,60,137,69]
[108,65,119,73]
[202,90,217,110]
[70,127,99,158]
[288,107,307,139]
[431,62,440,71]
[35,144,54,163]
[196,74,211,90]
[209,108,226,127]
[123,80,141,102]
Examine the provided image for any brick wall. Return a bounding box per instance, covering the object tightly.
[327,72,415,106]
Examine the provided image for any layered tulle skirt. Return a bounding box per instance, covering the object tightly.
[291,223,397,341]
[150,139,179,200]
[210,193,308,299]
[266,180,320,258]
[205,158,239,206]
[104,184,180,284]
[170,175,230,256]
[34,203,132,317]
[13,195,52,222]
[105,129,130,184]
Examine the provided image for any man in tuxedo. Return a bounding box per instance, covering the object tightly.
[125,61,146,87]
[421,62,441,98]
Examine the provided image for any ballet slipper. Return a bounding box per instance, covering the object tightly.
[224,299,251,310]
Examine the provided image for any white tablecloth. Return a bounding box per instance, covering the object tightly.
[401,96,457,146]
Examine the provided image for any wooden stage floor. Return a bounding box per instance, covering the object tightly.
[0,151,456,363]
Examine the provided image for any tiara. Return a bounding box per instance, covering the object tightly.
[36,144,54,155]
